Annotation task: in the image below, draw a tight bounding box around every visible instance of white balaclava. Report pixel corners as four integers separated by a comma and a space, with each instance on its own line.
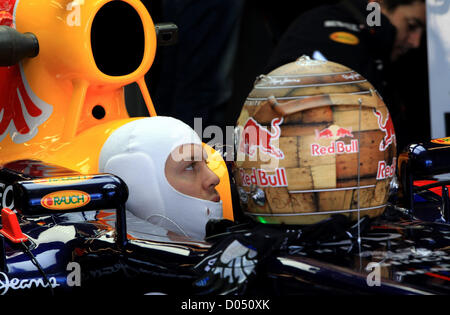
98, 117, 223, 241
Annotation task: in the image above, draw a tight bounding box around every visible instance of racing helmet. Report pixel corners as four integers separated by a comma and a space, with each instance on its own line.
98, 116, 223, 240
233, 56, 397, 225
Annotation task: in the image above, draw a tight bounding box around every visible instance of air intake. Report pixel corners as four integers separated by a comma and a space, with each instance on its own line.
91, 1, 145, 76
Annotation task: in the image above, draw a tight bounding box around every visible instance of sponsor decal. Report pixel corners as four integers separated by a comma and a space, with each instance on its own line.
311, 140, 359, 156
0, 63, 53, 144
341, 72, 362, 81
431, 137, 450, 145
316, 128, 334, 139
373, 109, 396, 151
312, 125, 358, 156
0, 0, 53, 144
0, 272, 59, 295
239, 168, 288, 188
376, 157, 397, 180
33, 175, 93, 185
0, 183, 14, 210
324, 20, 360, 32
0, 10, 13, 26
0, 261, 81, 295
315, 125, 354, 140
41, 190, 90, 210
329, 32, 360, 45
239, 117, 284, 159
0, 0, 16, 27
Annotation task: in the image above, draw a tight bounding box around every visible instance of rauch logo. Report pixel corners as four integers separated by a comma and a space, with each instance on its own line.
41, 190, 91, 210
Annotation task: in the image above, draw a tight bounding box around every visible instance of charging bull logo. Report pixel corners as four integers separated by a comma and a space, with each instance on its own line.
315, 125, 353, 140
373, 109, 396, 151
0, 64, 53, 144
0, 0, 53, 144
239, 117, 284, 159
0, 11, 13, 26
0, 0, 15, 27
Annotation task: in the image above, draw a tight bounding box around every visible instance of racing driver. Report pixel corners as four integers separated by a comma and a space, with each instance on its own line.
98, 116, 223, 241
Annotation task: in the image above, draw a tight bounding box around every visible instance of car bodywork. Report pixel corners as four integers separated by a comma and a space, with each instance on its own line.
2, 152, 450, 295
2, 0, 450, 296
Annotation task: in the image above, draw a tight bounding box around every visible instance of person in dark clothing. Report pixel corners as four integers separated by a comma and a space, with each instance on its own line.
152, 0, 245, 131
264, 0, 426, 151
125, 0, 245, 135
265, 0, 425, 96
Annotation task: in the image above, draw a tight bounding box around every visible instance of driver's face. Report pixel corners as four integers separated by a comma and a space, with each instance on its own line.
382, 1, 426, 61
165, 144, 221, 202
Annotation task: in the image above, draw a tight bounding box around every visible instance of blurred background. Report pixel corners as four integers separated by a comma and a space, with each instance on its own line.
125, 0, 430, 153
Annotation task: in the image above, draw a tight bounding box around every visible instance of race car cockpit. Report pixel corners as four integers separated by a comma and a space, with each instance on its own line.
2, 0, 450, 297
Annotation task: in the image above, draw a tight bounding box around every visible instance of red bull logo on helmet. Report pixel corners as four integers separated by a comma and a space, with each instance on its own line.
316, 128, 334, 139
312, 125, 358, 156
376, 157, 397, 180
239, 168, 288, 188
311, 140, 359, 156
315, 125, 354, 140
373, 109, 396, 151
336, 127, 353, 138
239, 117, 284, 159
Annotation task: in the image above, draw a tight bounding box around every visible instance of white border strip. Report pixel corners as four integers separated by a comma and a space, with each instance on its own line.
266, 71, 356, 78
254, 80, 367, 89
246, 91, 372, 102
245, 205, 386, 217
289, 184, 375, 194
12, 0, 20, 28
